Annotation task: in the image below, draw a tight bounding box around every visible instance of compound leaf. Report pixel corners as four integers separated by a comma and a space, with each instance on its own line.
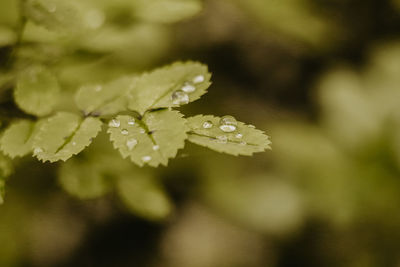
0, 119, 43, 158
107, 110, 187, 167
14, 65, 60, 117
58, 156, 114, 199
187, 115, 271, 156
33, 112, 102, 162
134, 0, 202, 24
117, 173, 173, 220
75, 76, 134, 116
128, 61, 211, 115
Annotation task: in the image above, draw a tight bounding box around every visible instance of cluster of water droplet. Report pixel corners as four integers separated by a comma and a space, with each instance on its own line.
108, 118, 156, 163
171, 75, 205, 105
201, 116, 247, 145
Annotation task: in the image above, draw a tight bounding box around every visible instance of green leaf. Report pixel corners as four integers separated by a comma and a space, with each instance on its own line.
58, 156, 114, 199
0, 119, 43, 158
187, 115, 271, 156
117, 173, 173, 220
128, 61, 211, 115
107, 110, 188, 167
75, 76, 134, 116
33, 112, 102, 162
14, 65, 60, 117
134, 0, 202, 24
0, 153, 13, 205
23, 0, 83, 33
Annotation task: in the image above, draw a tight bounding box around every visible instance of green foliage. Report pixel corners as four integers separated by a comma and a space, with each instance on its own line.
107, 110, 187, 167
14, 65, 60, 116
187, 115, 271, 156
33, 112, 102, 162
0, 119, 42, 158
0, 0, 270, 212
127, 61, 212, 115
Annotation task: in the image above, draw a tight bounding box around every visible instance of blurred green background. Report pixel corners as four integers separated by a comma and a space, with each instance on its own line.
1, 0, 400, 266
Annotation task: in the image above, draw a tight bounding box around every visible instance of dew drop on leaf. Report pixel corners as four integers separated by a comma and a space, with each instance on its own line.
192, 75, 205, 84
139, 128, 146, 134
219, 115, 237, 133
142, 156, 152, 162
235, 133, 243, 139
240, 141, 247, 146
203, 121, 213, 129
109, 119, 120, 128
171, 90, 189, 105
126, 138, 138, 151
33, 147, 43, 155
248, 124, 256, 129
121, 129, 129, 135
181, 82, 196, 93
152, 145, 160, 151
127, 118, 135, 126
94, 85, 102, 92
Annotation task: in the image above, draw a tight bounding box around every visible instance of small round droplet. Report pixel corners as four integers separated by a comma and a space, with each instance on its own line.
235, 133, 243, 139
171, 90, 189, 105
109, 119, 120, 128
72, 141, 77, 146
193, 75, 205, 84
94, 85, 102, 92
181, 82, 196, 93
219, 115, 237, 133
33, 147, 43, 154
216, 135, 228, 144
152, 145, 160, 151
121, 129, 129, 135
240, 141, 247, 146
139, 128, 146, 134
142, 156, 152, 162
126, 138, 138, 150
203, 121, 213, 129
127, 118, 135, 126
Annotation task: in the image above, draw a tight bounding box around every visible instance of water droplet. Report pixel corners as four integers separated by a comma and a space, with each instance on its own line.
235, 133, 243, 139
193, 75, 205, 84
139, 128, 146, 134
109, 119, 120, 128
94, 85, 102, 92
152, 145, 160, 151
171, 90, 189, 105
203, 121, 213, 129
126, 138, 137, 150
121, 129, 129, 135
142, 156, 152, 162
181, 82, 196, 93
72, 141, 77, 146
33, 147, 43, 154
127, 118, 135, 126
240, 141, 247, 146
219, 115, 237, 133
248, 124, 256, 129
216, 135, 228, 144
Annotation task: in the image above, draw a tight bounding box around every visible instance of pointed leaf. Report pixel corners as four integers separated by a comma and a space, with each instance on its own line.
33, 112, 102, 162
0, 119, 43, 158
14, 65, 60, 116
187, 115, 271, 156
134, 0, 202, 24
75, 76, 134, 116
107, 110, 187, 167
117, 173, 173, 220
128, 61, 211, 114
59, 157, 114, 199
